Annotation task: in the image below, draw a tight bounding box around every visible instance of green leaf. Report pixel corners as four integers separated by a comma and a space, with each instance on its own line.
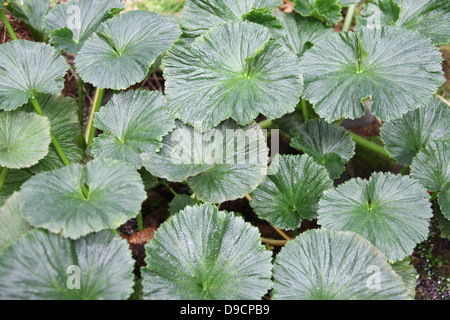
22, 94, 84, 173
390, 258, 417, 300
439, 183, 450, 221
272, 229, 410, 300
318, 172, 433, 261
340, 0, 359, 6
381, 97, 450, 166
44, 0, 125, 54
410, 140, 450, 192
164, 21, 303, 132
92, 90, 175, 169
436, 199, 450, 239
19, 158, 147, 240
250, 154, 332, 230
139, 168, 159, 192
142, 120, 269, 203
0, 193, 32, 255
0, 111, 51, 169
293, 0, 343, 26
273, 9, 335, 58
0, 229, 135, 300
290, 119, 355, 178
0, 40, 69, 111
180, 0, 282, 37
141, 203, 272, 300
169, 194, 198, 215
7, 0, 50, 41
357, 0, 450, 45
75, 10, 180, 90
300, 26, 444, 123
0, 170, 32, 207
272, 109, 304, 138
242, 7, 284, 38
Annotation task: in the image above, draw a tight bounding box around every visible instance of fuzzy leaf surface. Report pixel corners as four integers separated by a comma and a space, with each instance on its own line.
7, 0, 50, 40
293, 0, 343, 26
0, 111, 51, 169
381, 97, 450, 166
300, 26, 444, 122
19, 159, 147, 239
164, 21, 303, 132
250, 154, 332, 229
272, 229, 409, 300
0, 40, 68, 111
44, 0, 125, 54
75, 10, 180, 89
318, 172, 433, 261
0, 230, 135, 300
92, 90, 175, 169
141, 204, 272, 300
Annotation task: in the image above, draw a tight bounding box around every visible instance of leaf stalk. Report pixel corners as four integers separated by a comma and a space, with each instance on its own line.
85, 88, 106, 147
0, 167, 10, 192
0, 8, 17, 40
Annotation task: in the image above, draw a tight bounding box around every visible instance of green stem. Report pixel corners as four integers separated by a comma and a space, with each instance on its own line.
77, 77, 84, 131
258, 119, 272, 130
430, 192, 439, 202
137, 211, 143, 231
30, 96, 71, 166
0, 9, 18, 40
348, 131, 391, 158
0, 167, 10, 192
84, 88, 105, 147
300, 98, 308, 122
161, 181, 178, 196
399, 166, 409, 175
342, 4, 356, 33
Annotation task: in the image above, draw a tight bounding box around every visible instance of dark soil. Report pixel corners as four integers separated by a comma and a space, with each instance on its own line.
2, 6, 449, 300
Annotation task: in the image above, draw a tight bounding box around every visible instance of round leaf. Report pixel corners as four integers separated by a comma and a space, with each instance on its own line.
273, 9, 335, 58
22, 94, 84, 173
381, 97, 450, 166
357, 0, 450, 45
142, 120, 269, 203
141, 204, 273, 300
0, 192, 32, 254
272, 229, 410, 300
290, 118, 355, 178
44, 0, 125, 54
410, 140, 450, 192
19, 158, 147, 239
318, 172, 433, 261
250, 154, 333, 230
293, 0, 343, 26
0, 229, 135, 300
180, 0, 282, 37
0, 40, 69, 111
300, 26, 444, 122
0, 111, 51, 169
92, 90, 175, 169
163, 21, 303, 132
75, 10, 181, 90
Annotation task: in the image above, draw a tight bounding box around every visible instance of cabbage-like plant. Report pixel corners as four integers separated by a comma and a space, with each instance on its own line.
0, 0, 448, 301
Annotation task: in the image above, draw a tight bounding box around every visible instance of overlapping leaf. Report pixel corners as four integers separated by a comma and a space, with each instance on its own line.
180, 0, 282, 37
272, 229, 410, 300
141, 204, 273, 300
164, 21, 303, 132
75, 10, 180, 90
293, 0, 343, 26
410, 140, 449, 192
274, 10, 335, 59
19, 159, 147, 239
439, 183, 450, 221
0, 40, 69, 111
242, 7, 284, 38
44, 0, 125, 54
7, 0, 50, 41
381, 97, 450, 166
22, 94, 84, 173
0, 230, 135, 300
0, 170, 32, 207
318, 172, 433, 261
300, 26, 444, 122
142, 120, 269, 203
250, 154, 333, 230
0, 193, 32, 254
0, 111, 51, 169
290, 119, 355, 178
168, 194, 198, 215
357, 0, 450, 45
92, 90, 175, 169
